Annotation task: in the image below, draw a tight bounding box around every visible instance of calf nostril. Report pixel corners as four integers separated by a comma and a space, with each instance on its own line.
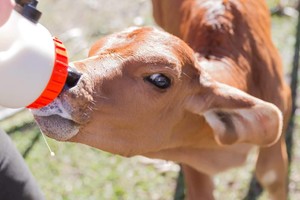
65, 67, 82, 89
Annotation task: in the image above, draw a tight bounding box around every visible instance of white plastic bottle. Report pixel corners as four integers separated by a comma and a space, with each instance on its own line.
0, 1, 69, 108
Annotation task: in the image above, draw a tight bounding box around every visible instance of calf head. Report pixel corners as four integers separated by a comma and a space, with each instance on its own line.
32, 27, 282, 157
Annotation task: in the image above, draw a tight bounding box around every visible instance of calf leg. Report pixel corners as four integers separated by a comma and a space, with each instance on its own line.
255, 138, 288, 200
182, 164, 214, 200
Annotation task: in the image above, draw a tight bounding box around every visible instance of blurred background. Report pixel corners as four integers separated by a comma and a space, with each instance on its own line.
1, 0, 300, 199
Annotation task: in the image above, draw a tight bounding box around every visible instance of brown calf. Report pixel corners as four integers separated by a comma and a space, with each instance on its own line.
32, 0, 291, 199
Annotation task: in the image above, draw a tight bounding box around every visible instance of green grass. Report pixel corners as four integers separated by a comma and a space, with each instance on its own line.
1, 0, 300, 199
1, 110, 178, 200
3, 113, 300, 199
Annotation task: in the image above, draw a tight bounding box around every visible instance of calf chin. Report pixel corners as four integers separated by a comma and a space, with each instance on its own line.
34, 115, 79, 141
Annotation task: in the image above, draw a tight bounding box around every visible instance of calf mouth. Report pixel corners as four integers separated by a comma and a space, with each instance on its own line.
31, 98, 80, 141
34, 115, 80, 141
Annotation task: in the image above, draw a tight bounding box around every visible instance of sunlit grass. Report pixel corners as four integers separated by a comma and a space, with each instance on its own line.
1, 110, 178, 200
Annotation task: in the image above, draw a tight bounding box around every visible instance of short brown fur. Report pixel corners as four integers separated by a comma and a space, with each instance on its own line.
33, 0, 291, 199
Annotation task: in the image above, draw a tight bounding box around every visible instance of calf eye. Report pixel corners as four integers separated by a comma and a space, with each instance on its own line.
144, 73, 171, 89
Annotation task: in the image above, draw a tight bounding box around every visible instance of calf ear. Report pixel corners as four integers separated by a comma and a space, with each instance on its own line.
185, 82, 283, 147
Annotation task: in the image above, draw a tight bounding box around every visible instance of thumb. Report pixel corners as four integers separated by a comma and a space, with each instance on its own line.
0, 0, 15, 26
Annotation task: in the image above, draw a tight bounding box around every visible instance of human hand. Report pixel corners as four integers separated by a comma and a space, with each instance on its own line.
0, 0, 15, 26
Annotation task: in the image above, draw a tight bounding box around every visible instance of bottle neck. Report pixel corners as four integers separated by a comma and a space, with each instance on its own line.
14, 0, 41, 24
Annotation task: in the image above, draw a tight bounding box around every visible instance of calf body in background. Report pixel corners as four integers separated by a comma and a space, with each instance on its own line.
151, 0, 291, 198
32, 0, 291, 199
